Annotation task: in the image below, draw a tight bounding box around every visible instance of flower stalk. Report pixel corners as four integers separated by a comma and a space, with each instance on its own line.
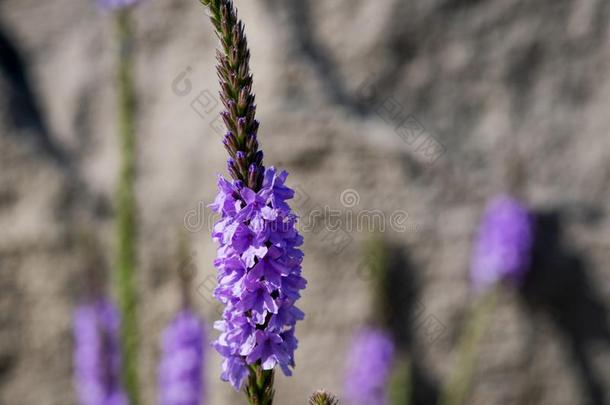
438, 290, 497, 405
113, 7, 139, 405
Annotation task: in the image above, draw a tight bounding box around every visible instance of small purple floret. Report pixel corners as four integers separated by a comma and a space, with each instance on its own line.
211, 167, 306, 390
344, 328, 395, 405
73, 299, 127, 405
470, 195, 534, 291
158, 310, 206, 405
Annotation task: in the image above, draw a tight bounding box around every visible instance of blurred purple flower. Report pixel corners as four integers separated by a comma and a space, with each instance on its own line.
73, 299, 127, 405
470, 195, 534, 291
344, 328, 395, 405
158, 310, 206, 405
211, 167, 306, 390
96, 0, 138, 10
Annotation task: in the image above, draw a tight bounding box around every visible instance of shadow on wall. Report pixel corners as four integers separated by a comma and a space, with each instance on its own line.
380, 242, 440, 405
0, 18, 68, 167
262, 0, 366, 114
0, 15, 110, 219
261, 0, 422, 117
522, 210, 610, 405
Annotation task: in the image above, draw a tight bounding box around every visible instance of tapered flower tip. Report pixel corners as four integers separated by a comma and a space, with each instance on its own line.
344, 328, 394, 405
309, 390, 340, 405
470, 195, 534, 292
96, 0, 138, 10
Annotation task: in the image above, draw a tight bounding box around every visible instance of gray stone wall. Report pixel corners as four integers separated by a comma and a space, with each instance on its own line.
0, 0, 609, 404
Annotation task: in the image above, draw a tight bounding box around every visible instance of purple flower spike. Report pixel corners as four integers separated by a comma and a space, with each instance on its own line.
199, 0, 305, 400
158, 310, 206, 405
96, 0, 138, 10
73, 299, 127, 405
344, 328, 395, 405
211, 166, 306, 390
470, 195, 534, 292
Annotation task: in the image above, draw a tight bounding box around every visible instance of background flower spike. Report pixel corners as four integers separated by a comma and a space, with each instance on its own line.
158, 234, 207, 405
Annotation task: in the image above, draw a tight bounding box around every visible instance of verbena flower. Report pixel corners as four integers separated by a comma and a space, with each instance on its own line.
211, 167, 306, 389
470, 195, 534, 291
73, 299, 127, 405
158, 310, 206, 405
95, 0, 138, 10
196, 0, 306, 395
344, 328, 395, 405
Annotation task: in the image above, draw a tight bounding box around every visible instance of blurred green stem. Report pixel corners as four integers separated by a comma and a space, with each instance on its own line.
114, 8, 139, 405
439, 289, 498, 405
389, 357, 411, 405
365, 236, 411, 405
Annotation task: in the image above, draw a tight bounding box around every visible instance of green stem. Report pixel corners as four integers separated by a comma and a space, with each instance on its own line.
389, 357, 411, 405
244, 364, 275, 405
438, 289, 498, 405
114, 8, 139, 405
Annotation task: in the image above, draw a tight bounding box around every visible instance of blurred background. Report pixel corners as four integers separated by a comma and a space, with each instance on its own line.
1, 0, 610, 404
